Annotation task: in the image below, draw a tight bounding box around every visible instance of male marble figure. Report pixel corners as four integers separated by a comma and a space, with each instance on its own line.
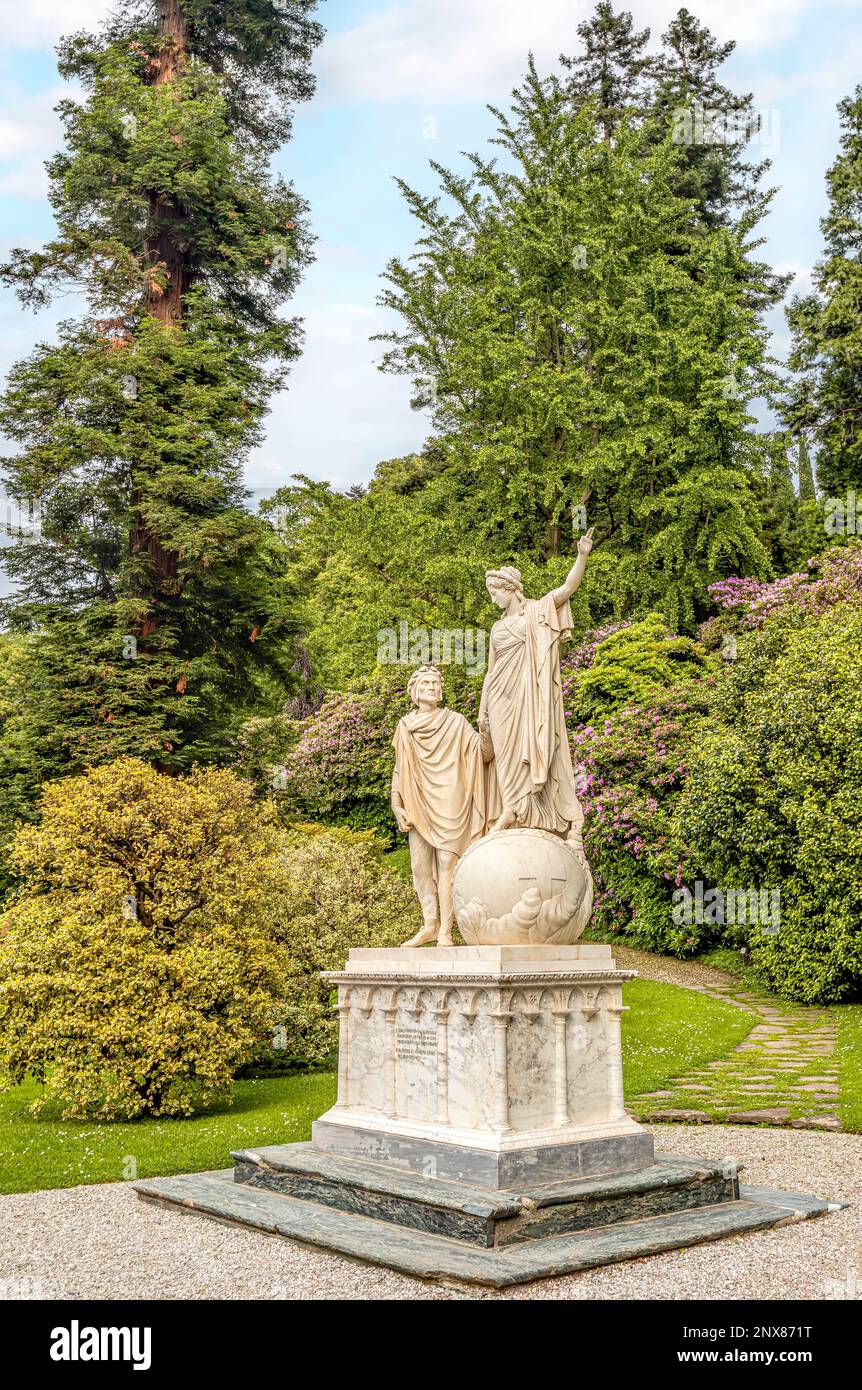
392, 664, 487, 947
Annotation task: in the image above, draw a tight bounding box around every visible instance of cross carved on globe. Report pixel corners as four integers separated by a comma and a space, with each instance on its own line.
519, 871, 567, 900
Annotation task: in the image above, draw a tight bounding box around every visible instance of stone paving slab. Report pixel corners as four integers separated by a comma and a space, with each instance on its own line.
613, 946, 844, 1131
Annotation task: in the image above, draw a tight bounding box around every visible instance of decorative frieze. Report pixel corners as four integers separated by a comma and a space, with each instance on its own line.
317, 945, 647, 1165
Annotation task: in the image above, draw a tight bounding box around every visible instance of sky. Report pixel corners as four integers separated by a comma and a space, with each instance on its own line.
0, 0, 861, 505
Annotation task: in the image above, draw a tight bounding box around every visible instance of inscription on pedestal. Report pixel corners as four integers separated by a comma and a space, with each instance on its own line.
396, 1026, 437, 1061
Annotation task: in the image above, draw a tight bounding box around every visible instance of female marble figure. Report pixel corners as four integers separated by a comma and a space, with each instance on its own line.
479, 529, 593, 842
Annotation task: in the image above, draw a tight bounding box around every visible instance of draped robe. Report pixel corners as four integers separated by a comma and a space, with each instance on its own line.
392, 707, 487, 855
481, 592, 582, 834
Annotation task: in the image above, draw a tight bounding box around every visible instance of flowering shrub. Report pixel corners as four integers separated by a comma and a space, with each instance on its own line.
702, 540, 862, 638
562, 621, 631, 674
572, 686, 712, 954
271, 665, 480, 839
676, 602, 862, 1004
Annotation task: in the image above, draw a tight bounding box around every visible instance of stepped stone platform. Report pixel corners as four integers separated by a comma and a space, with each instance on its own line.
134, 945, 837, 1287
134, 1143, 834, 1289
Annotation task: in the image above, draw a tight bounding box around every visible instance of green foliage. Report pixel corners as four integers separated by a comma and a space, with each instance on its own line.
786, 86, 862, 496
838, 1005, 862, 1134
231, 711, 301, 797
265, 826, 420, 1066
376, 63, 775, 633
261, 664, 480, 838
0, 1, 321, 792
564, 612, 713, 722
759, 435, 807, 573
561, 1, 651, 141
796, 435, 817, 502
572, 682, 713, 955
269, 16, 792, 690
676, 604, 862, 1003
0, 758, 287, 1119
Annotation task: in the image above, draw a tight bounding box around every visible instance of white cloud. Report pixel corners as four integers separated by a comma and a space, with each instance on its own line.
0, 84, 78, 200
247, 296, 428, 491
0, 86, 68, 161
0, 0, 114, 48
775, 260, 815, 297
317, 0, 822, 106
0, 159, 50, 199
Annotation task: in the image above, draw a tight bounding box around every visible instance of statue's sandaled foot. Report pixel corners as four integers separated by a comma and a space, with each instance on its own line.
437, 930, 454, 948
400, 924, 439, 948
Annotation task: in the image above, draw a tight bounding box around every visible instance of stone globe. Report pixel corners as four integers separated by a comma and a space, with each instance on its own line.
452, 828, 593, 946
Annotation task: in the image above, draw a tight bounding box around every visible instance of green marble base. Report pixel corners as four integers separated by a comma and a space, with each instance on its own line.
134, 1143, 837, 1289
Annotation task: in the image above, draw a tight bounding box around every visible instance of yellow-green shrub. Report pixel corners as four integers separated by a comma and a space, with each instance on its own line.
0, 758, 286, 1119
267, 826, 420, 1066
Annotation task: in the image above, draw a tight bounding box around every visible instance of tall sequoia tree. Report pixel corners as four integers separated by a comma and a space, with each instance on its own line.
0, 1, 323, 787
786, 86, 862, 498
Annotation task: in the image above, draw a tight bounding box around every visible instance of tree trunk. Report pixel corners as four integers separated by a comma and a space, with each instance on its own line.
145, 1, 192, 326
131, 1, 189, 617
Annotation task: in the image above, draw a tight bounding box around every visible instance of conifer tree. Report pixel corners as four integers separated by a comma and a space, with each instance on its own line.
0, 1, 323, 784
787, 86, 862, 498
560, 1, 650, 139
796, 435, 817, 502
377, 61, 773, 630
760, 436, 802, 573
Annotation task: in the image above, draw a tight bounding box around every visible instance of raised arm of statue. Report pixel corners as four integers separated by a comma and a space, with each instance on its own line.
549, 527, 594, 608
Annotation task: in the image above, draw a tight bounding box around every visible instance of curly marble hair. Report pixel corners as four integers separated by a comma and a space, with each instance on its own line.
485, 565, 525, 597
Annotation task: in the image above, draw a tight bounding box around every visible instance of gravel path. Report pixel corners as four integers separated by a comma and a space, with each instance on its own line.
1, 1126, 859, 1301
612, 945, 741, 992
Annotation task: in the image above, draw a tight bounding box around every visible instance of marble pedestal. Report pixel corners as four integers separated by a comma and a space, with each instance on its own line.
311, 944, 653, 1187
135, 943, 839, 1286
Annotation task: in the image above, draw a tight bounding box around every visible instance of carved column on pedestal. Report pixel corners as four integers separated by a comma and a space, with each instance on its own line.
335, 987, 351, 1108
433, 992, 450, 1125
603, 990, 628, 1120
551, 987, 572, 1127
490, 990, 513, 1135
381, 989, 399, 1118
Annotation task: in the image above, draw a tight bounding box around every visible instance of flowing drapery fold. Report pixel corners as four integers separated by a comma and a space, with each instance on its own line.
482, 593, 582, 833
393, 708, 487, 854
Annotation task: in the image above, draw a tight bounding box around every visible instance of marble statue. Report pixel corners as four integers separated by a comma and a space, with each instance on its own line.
392, 665, 487, 947
453, 826, 593, 945
479, 529, 594, 851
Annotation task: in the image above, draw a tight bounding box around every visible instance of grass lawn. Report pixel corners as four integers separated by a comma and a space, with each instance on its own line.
0, 976, 753, 1196
0, 1072, 336, 1196
622, 977, 752, 1099
837, 1005, 862, 1134
385, 843, 412, 880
